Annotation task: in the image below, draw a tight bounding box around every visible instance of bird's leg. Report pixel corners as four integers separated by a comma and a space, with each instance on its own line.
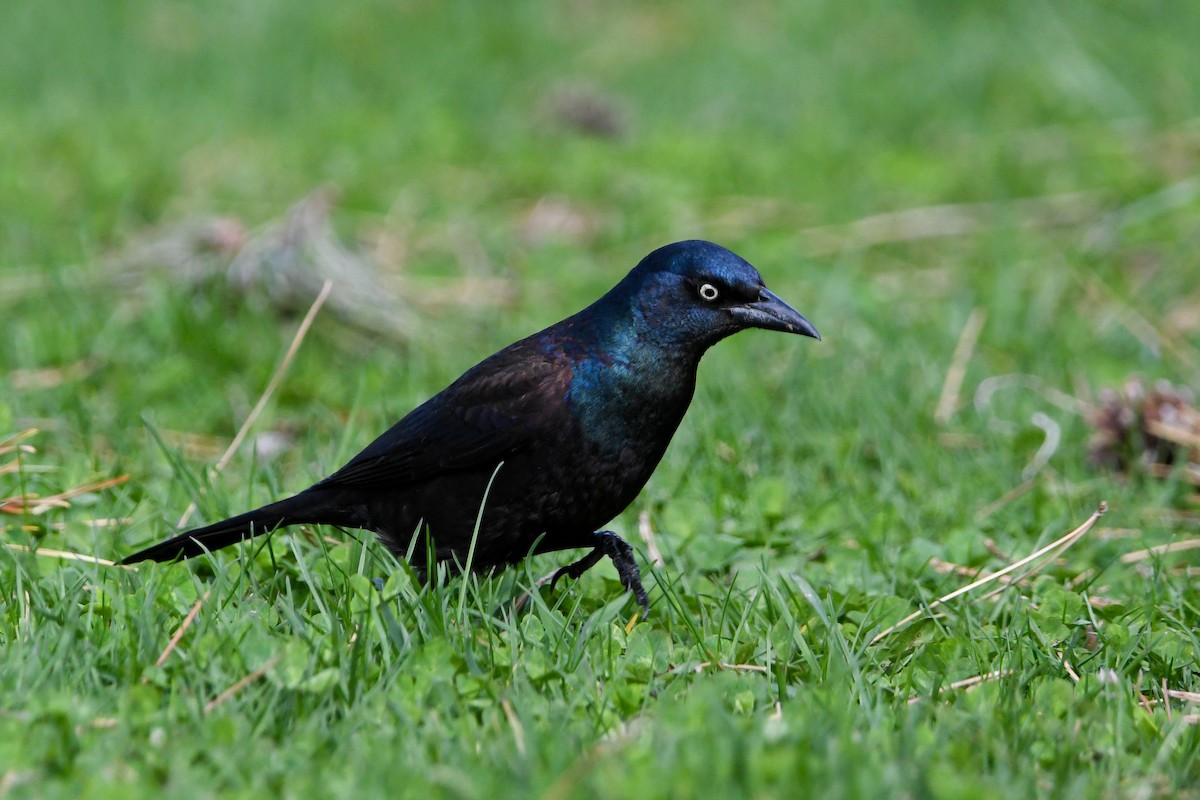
547, 548, 605, 589
550, 531, 650, 618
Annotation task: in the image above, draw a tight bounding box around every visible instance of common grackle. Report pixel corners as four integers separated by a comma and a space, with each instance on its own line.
122, 240, 820, 615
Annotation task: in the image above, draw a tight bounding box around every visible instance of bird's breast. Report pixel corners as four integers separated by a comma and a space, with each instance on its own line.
566, 353, 695, 452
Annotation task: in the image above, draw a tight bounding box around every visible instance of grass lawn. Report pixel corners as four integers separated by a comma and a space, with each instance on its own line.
3, 1, 1200, 797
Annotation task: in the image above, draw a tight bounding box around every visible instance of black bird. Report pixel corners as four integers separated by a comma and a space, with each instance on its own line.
122, 240, 819, 614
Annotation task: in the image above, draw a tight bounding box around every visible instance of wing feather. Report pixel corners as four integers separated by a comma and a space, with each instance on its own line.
318, 341, 570, 489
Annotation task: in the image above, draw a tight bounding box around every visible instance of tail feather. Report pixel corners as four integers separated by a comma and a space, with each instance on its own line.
121, 490, 360, 564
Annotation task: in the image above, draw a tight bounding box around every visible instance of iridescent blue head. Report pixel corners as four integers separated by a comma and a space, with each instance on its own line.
597, 240, 820, 355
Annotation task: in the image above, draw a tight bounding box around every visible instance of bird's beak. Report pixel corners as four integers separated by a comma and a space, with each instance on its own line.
731, 287, 821, 339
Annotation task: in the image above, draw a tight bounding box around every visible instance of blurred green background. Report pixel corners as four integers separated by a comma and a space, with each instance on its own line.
2, 1, 1199, 798
6, 0, 1198, 257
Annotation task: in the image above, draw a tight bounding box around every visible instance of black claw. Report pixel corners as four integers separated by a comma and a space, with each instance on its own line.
545, 531, 650, 617
595, 531, 650, 618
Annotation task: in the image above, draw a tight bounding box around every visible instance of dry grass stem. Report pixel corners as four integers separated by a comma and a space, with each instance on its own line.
1067, 568, 1098, 589
177, 279, 333, 528
152, 590, 212, 671
1145, 462, 1200, 486
871, 502, 1107, 644
10, 360, 95, 391
1096, 527, 1143, 540
159, 429, 226, 460
1058, 651, 1081, 683
637, 510, 665, 568
976, 479, 1037, 520
1024, 412, 1061, 479
500, 698, 527, 757
4, 543, 136, 570
907, 670, 1013, 704
1146, 419, 1200, 451
81, 517, 133, 528
935, 308, 987, 425
0, 429, 39, 452
1, 474, 130, 515
984, 538, 1013, 561
1120, 538, 1200, 564
1083, 272, 1200, 376
797, 193, 1097, 255
204, 654, 283, 714
975, 374, 1092, 420
692, 662, 770, 674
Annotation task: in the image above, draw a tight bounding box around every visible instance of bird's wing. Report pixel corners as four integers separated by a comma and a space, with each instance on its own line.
318, 342, 570, 489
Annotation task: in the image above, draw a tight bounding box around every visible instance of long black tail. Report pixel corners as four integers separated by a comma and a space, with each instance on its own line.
120, 489, 363, 564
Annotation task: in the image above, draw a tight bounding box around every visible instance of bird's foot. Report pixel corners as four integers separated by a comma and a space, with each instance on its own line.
549, 531, 649, 618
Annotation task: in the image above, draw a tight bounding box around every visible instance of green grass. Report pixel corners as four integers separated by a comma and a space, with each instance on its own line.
3, 0, 1200, 797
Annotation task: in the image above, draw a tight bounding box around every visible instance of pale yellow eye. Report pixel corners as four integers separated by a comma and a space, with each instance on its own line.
699, 283, 719, 302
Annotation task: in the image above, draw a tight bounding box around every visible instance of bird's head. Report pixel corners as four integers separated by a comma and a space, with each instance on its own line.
612, 240, 820, 352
